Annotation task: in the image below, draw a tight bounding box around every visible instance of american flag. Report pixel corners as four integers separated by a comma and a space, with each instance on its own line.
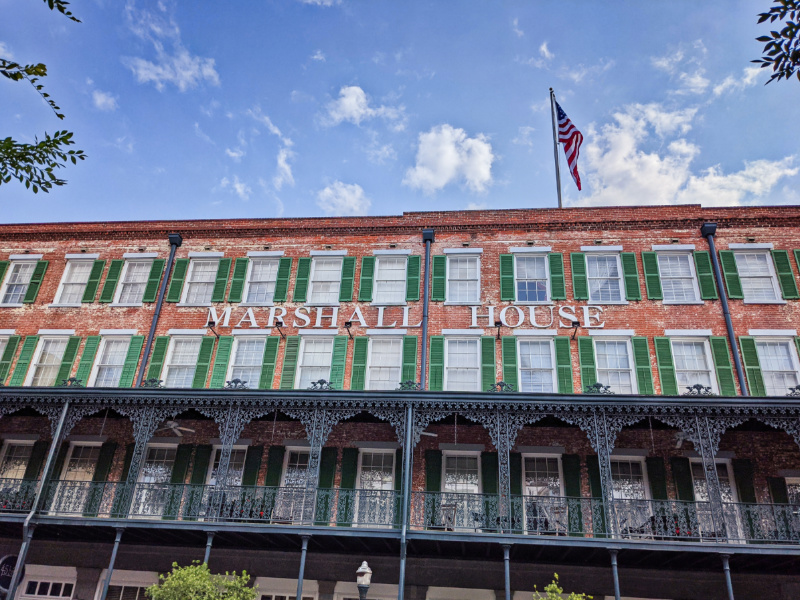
555, 101, 583, 191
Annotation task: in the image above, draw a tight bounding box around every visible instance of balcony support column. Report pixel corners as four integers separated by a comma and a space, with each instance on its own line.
609, 549, 621, 600
203, 531, 215, 564
502, 544, 511, 600
721, 554, 735, 600
696, 416, 729, 540
398, 404, 414, 600
296, 535, 310, 600
595, 414, 619, 538
98, 528, 124, 600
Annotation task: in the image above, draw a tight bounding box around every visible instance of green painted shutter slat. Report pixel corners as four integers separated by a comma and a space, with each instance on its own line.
293, 258, 311, 302
548, 253, 566, 300
163, 444, 192, 520
142, 259, 165, 303
769, 477, 790, 504
732, 459, 757, 504
428, 336, 444, 391
227, 258, 249, 303
9, 336, 39, 386
0, 262, 8, 288
739, 337, 766, 397
693, 251, 718, 300
620, 252, 641, 301
54, 336, 81, 385
481, 336, 496, 391
51, 442, 69, 482
509, 453, 522, 496
577, 336, 596, 391
191, 337, 215, 389
554, 336, 573, 394
329, 336, 348, 389
273, 257, 292, 303
646, 457, 668, 500
654, 337, 679, 396
425, 450, 442, 491
570, 253, 588, 300
165, 258, 189, 303
85, 442, 118, 516
147, 336, 170, 381
670, 457, 695, 501
641, 252, 663, 300
117, 336, 144, 388
209, 336, 234, 388
796, 250, 800, 282
501, 336, 517, 389
632, 337, 654, 395
0, 335, 20, 384
499, 254, 515, 301
258, 337, 280, 389
264, 446, 286, 487
337, 447, 359, 526
586, 455, 607, 536
210, 258, 231, 303
74, 336, 101, 385
316, 447, 338, 525
22, 260, 48, 303
406, 255, 421, 301
710, 336, 737, 396
350, 337, 368, 391
242, 446, 263, 487
339, 256, 356, 302
401, 336, 418, 383
99, 259, 124, 303
772, 250, 799, 299
561, 454, 584, 536
280, 336, 300, 389
81, 260, 106, 303
430, 255, 446, 302
190, 445, 213, 485
358, 257, 375, 302
719, 250, 743, 299
22, 441, 49, 481
482, 452, 500, 529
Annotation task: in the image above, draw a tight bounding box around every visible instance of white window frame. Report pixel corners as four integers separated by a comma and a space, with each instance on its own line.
521, 453, 564, 497
0, 439, 35, 480
23, 336, 71, 387
669, 336, 718, 394
112, 259, 155, 306
294, 336, 335, 389
137, 442, 179, 483
754, 337, 800, 396
371, 255, 408, 306
0, 258, 40, 307
445, 254, 481, 305
53, 259, 95, 306
179, 258, 220, 306
785, 476, 800, 505
254, 577, 318, 600
59, 441, 103, 480
593, 337, 638, 395
443, 336, 482, 392
733, 249, 784, 305
161, 335, 203, 389
242, 257, 280, 306
307, 257, 343, 306
441, 450, 482, 494
513, 253, 551, 304
19, 565, 76, 600
0, 334, 10, 362
205, 444, 247, 485
280, 446, 311, 487
87, 336, 132, 388
226, 336, 267, 385
356, 448, 396, 489
585, 252, 627, 305
94, 570, 158, 600
365, 336, 404, 391
688, 457, 739, 503
515, 337, 557, 393
656, 251, 702, 305
609, 455, 651, 500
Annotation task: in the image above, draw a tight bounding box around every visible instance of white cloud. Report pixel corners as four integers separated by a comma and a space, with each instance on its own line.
512, 126, 536, 148
273, 147, 295, 191
512, 18, 523, 37
0, 41, 14, 60
219, 175, 252, 201
246, 106, 287, 141
200, 99, 220, 117
713, 66, 763, 96
323, 86, 407, 131
561, 58, 615, 83
539, 42, 553, 60
225, 148, 245, 161
92, 90, 118, 111
298, 0, 340, 5
403, 124, 494, 194
466, 202, 488, 210
194, 122, 214, 144
316, 181, 371, 216
651, 41, 709, 95
310, 50, 326, 62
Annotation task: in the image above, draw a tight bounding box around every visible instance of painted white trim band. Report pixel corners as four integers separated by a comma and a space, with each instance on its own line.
652, 244, 696, 251
510, 246, 551, 253
310, 250, 347, 256
65, 253, 100, 260
513, 329, 557, 336
122, 252, 159, 259
99, 329, 137, 336
665, 329, 713, 337
167, 329, 208, 336
749, 329, 798, 337
9, 254, 42, 260
442, 329, 484, 336
366, 329, 408, 336
37, 329, 75, 335
373, 249, 413, 255
188, 252, 224, 258
247, 251, 285, 257
298, 329, 339, 336
589, 329, 635, 337
580, 246, 623, 252
728, 243, 774, 250
443, 248, 483, 254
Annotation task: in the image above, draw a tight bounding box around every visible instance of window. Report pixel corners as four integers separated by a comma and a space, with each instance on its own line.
0, 442, 33, 479
245, 258, 279, 304
131, 446, 177, 518
208, 448, 246, 486
373, 256, 407, 304
690, 460, 737, 503
447, 256, 480, 303
515, 255, 549, 303
523, 456, 562, 496
21, 580, 74, 599
786, 477, 800, 505
756, 340, 800, 396
139, 446, 177, 484
182, 259, 219, 304
367, 338, 403, 390
735, 252, 781, 302
443, 454, 480, 493
275, 450, 311, 522
610, 459, 647, 500
444, 338, 481, 391
163, 337, 202, 388
106, 586, 149, 600
308, 257, 342, 305
27, 338, 69, 387
54, 260, 93, 305
61, 445, 100, 481
282, 451, 310, 488
1, 261, 37, 305
358, 451, 395, 490
0, 337, 8, 361
671, 339, 715, 392
296, 337, 334, 389
116, 260, 152, 305
260, 595, 314, 600
586, 254, 624, 303
52, 444, 100, 513
90, 337, 131, 387
229, 337, 266, 386
595, 339, 636, 394
518, 339, 555, 393
657, 253, 699, 303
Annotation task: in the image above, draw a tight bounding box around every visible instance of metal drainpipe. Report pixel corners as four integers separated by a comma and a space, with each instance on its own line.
502, 544, 511, 600
701, 223, 748, 396
397, 404, 413, 600
98, 528, 125, 600
419, 229, 434, 389
135, 233, 183, 387
295, 535, 310, 600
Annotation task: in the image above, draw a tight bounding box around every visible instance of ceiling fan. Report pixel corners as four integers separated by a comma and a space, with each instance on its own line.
155, 420, 196, 437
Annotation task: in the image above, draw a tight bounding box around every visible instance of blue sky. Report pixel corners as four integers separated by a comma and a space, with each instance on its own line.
1, 0, 798, 223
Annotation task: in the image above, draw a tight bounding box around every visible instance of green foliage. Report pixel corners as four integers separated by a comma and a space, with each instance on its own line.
532, 574, 591, 600
146, 562, 257, 600
753, 0, 800, 84
43, 0, 81, 23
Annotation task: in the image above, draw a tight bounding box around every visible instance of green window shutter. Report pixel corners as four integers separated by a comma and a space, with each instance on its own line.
425, 450, 442, 491
273, 257, 292, 303
209, 336, 234, 388
258, 337, 280, 389
654, 337, 679, 396
732, 459, 757, 504
85, 441, 118, 516
554, 336, 573, 394
350, 337, 368, 391
548, 253, 566, 300
74, 336, 101, 384
0, 262, 8, 287
430, 255, 446, 302
620, 252, 641, 301
211, 258, 231, 303
710, 336, 737, 396
428, 336, 445, 391
191, 337, 216, 389
577, 336, 596, 390
693, 251, 718, 300
509, 453, 522, 496
242, 446, 263, 487
165, 258, 189, 303
142, 259, 166, 303
585, 455, 607, 536
329, 336, 348, 389
406, 255, 421, 301
772, 250, 799, 299
499, 254, 515, 301
319, 448, 337, 489
561, 454, 584, 536
645, 457, 668, 500
293, 257, 311, 302
501, 336, 518, 389
481, 452, 498, 494
264, 446, 286, 487
22, 260, 48, 303
358, 256, 375, 302
54, 336, 81, 385
9, 336, 39, 386
339, 256, 356, 302
227, 258, 249, 303
401, 336, 418, 383
395, 449, 404, 493
670, 457, 695, 501
641, 252, 663, 300
81, 260, 106, 303
190, 445, 213, 485
768, 477, 790, 504
0, 335, 20, 384
796, 250, 800, 280
481, 336, 496, 391
337, 448, 359, 527
99, 259, 124, 303
51, 442, 70, 482
719, 250, 743, 299
117, 336, 144, 388
739, 336, 766, 397
163, 444, 192, 520
22, 441, 49, 481
570, 253, 588, 300
147, 336, 170, 381
279, 336, 300, 389
631, 337, 654, 395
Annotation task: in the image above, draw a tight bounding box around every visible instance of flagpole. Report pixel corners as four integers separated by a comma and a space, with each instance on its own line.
549, 87, 563, 209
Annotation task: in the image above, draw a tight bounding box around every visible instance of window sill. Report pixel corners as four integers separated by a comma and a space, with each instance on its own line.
443, 301, 482, 306
513, 301, 554, 306
0, 303, 23, 308
48, 303, 82, 308
109, 302, 144, 308
304, 302, 341, 307
587, 300, 629, 305
742, 300, 787, 305
176, 302, 213, 307
370, 302, 408, 307
662, 301, 705, 305
239, 302, 275, 307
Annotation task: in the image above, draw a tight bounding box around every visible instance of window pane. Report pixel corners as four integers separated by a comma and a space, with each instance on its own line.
0, 443, 33, 479
31, 338, 68, 386
446, 339, 480, 391
735, 252, 778, 302
587, 255, 622, 302
298, 338, 333, 388
246, 259, 279, 303
374, 257, 406, 304
209, 448, 246, 486
57, 261, 93, 304
448, 256, 479, 303
610, 459, 646, 499
139, 446, 177, 483
3, 262, 35, 304
518, 340, 554, 392
367, 338, 402, 390
118, 260, 152, 304
164, 338, 201, 388
185, 260, 218, 304
63, 445, 101, 481
595, 340, 634, 394
672, 340, 713, 389
359, 451, 394, 490
515, 256, 548, 302
524, 457, 560, 496
756, 340, 799, 396
93, 338, 130, 387
231, 338, 266, 385
284, 451, 310, 487
658, 254, 698, 303
309, 258, 342, 304
444, 455, 479, 493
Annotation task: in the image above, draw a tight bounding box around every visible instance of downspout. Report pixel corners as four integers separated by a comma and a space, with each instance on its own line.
135, 233, 182, 387
397, 404, 413, 600
701, 223, 748, 396
419, 229, 434, 390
